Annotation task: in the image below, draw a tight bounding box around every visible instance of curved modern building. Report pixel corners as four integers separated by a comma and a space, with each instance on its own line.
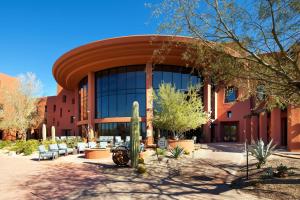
52, 35, 206, 144
5, 34, 295, 150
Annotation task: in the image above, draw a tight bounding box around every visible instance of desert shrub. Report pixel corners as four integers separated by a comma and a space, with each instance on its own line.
250, 139, 276, 169
0, 140, 12, 149
183, 150, 190, 155
41, 139, 56, 150
170, 145, 184, 159
156, 148, 166, 156
137, 164, 147, 174
66, 138, 78, 148
23, 140, 39, 155
10, 140, 39, 155
138, 157, 145, 164
274, 164, 289, 177
260, 167, 274, 179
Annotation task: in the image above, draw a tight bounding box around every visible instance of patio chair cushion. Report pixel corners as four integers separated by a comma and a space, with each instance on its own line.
58, 143, 73, 154
99, 142, 108, 149
88, 142, 97, 148
77, 142, 86, 152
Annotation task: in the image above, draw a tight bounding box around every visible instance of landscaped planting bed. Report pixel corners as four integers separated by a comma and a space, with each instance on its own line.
232, 155, 300, 200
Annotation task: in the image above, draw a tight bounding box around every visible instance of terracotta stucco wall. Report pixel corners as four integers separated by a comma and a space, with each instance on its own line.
216, 87, 251, 142
287, 105, 300, 151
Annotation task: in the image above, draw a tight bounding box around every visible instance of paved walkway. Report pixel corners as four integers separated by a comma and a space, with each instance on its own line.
0, 143, 269, 200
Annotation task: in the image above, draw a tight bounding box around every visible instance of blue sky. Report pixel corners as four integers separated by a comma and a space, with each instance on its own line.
0, 0, 158, 96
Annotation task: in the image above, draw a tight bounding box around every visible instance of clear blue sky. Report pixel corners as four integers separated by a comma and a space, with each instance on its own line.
0, 0, 158, 96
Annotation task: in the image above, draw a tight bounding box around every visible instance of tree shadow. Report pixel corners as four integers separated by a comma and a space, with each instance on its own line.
20, 158, 246, 199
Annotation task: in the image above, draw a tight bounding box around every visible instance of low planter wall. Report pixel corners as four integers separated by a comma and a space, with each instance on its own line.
167, 139, 194, 153
85, 148, 111, 159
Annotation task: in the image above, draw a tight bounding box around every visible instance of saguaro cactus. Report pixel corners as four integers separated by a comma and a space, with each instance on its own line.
130, 101, 140, 168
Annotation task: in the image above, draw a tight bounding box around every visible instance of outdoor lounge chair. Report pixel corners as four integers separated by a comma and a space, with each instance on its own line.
114, 136, 124, 146
49, 144, 66, 156
60, 136, 67, 141
58, 143, 73, 155
99, 141, 108, 149
88, 142, 97, 148
77, 142, 86, 153
38, 145, 57, 161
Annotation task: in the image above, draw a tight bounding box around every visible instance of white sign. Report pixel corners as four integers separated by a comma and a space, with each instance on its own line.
158, 137, 167, 149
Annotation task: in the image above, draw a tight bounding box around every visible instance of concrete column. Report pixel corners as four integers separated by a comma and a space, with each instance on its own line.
251, 115, 258, 142
203, 78, 211, 142
88, 72, 95, 129
259, 112, 268, 143
287, 105, 300, 152
270, 108, 281, 146
74, 86, 79, 135
145, 63, 154, 145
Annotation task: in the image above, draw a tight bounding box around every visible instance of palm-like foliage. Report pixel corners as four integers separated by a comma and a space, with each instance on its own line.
250, 139, 276, 169
170, 145, 184, 159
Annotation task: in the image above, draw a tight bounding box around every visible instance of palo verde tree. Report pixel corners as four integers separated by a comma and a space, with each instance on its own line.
153, 83, 209, 139
148, 0, 300, 108
0, 72, 43, 140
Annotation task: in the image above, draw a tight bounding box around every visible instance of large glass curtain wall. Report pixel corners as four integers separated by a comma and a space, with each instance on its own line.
153, 65, 202, 92
95, 122, 146, 140
78, 77, 88, 121
95, 65, 146, 118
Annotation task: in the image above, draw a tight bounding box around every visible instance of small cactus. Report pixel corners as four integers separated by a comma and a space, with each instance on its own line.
130, 101, 140, 168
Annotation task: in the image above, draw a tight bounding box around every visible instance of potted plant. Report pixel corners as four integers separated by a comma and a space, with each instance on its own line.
153, 83, 210, 152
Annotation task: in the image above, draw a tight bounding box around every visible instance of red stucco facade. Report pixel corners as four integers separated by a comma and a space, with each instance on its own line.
1, 35, 300, 151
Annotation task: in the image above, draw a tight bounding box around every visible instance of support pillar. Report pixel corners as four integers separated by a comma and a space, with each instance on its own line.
287, 105, 300, 152
203, 79, 211, 142
270, 108, 281, 146
88, 72, 95, 130
259, 112, 268, 143
145, 63, 154, 145
250, 115, 258, 142
74, 85, 79, 135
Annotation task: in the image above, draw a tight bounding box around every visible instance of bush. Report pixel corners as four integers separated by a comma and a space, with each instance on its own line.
137, 164, 147, 174
170, 145, 184, 159
10, 140, 39, 155
184, 150, 190, 155
156, 148, 166, 156
250, 139, 276, 169
138, 157, 145, 164
41, 139, 56, 150
66, 138, 78, 149
260, 167, 274, 179
0, 140, 12, 149
274, 163, 289, 177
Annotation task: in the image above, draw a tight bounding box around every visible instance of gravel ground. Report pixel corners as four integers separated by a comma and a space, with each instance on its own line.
231, 155, 300, 200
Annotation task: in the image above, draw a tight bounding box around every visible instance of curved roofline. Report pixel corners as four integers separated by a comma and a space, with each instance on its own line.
52, 35, 198, 90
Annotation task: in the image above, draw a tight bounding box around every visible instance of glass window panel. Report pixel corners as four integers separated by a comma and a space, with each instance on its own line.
136, 70, 145, 89
153, 71, 162, 89
162, 71, 172, 84
191, 76, 198, 86
117, 94, 126, 117
101, 71, 109, 95
172, 72, 182, 89
117, 68, 126, 91
101, 96, 108, 117
182, 73, 189, 89
109, 69, 117, 94
126, 94, 135, 116
108, 95, 117, 117
136, 93, 146, 117
127, 71, 135, 89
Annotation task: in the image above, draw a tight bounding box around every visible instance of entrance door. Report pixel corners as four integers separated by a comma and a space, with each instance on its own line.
281, 118, 287, 146
222, 122, 238, 142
